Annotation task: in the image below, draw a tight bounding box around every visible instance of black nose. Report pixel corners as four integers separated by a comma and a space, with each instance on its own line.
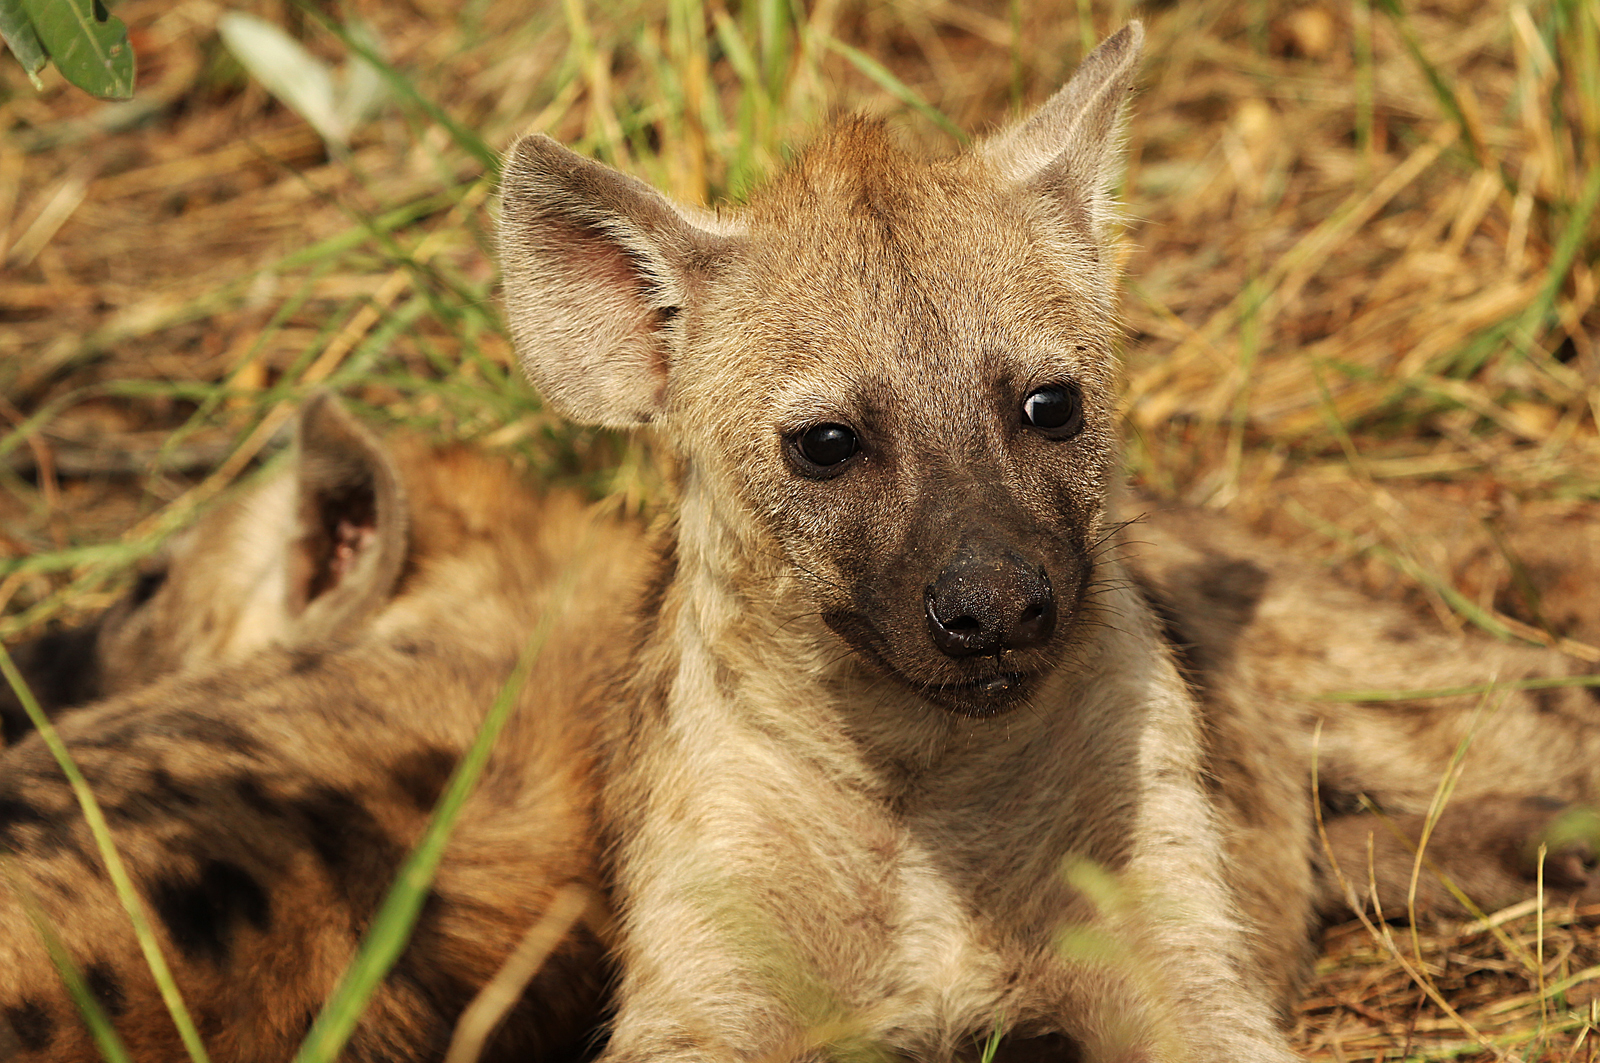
924, 545, 1056, 658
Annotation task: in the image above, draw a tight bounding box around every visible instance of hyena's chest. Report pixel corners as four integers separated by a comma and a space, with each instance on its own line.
655, 723, 1054, 1042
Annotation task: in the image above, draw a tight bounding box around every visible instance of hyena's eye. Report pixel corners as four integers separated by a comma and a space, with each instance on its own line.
1022, 383, 1084, 438
789, 423, 860, 477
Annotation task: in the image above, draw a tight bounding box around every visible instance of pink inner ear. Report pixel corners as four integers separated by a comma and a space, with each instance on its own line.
552, 220, 660, 315
550, 222, 675, 384
328, 518, 376, 586
298, 483, 379, 607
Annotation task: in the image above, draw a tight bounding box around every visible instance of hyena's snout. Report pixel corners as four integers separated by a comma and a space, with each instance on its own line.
924, 535, 1057, 659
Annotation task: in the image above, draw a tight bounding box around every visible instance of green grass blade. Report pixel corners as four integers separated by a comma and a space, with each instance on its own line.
291, 0, 497, 174
824, 38, 968, 146
1318, 673, 1600, 703
290, 599, 562, 1062
0, 648, 213, 1063
0, 868, 135, 1063
1374, 0, 1484, 168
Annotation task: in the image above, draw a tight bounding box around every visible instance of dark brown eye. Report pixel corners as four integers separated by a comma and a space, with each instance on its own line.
1022, 383, 1084, 437
791, 423, 859, 475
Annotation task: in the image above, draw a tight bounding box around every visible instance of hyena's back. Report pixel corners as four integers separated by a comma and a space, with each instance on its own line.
0, 412, 645, 1062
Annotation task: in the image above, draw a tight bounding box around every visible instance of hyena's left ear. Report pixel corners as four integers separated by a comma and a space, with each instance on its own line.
980, 21, 1143, 245
498, 134, 741, 428
288, 392, 410, 642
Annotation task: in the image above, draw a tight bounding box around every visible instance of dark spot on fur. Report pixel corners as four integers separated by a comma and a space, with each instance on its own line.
389, 747, 458, 813
168, 712, 265, 756
1531, 684, 1564, 715
0, 794, 49, 848
1135, 553, 1267, 688
976, 1031, 1082, 1063
150, 859, 272, 964
5, 999, 54, 1052
233, 775, 285, 819
290, 649, 324, 675
289, 787, 406, 928
1318, 787, 1365, 818
151, 768, 201, 808
0, 794, 76, 856
1383, 623, 1418, 644
86, 962, 127, 1018
0, 623, 104, 741
1191, 554, 1268, 629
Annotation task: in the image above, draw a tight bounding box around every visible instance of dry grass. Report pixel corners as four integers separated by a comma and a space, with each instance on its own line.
3, 0, 1599, 1058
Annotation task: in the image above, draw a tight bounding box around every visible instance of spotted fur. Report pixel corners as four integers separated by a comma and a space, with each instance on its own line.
0, 397, 646, 1061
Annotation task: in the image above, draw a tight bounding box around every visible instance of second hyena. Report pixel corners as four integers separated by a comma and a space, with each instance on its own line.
0, 395, 645, 1061
1131, 496, 1600, 1008
0, 391, 413, 745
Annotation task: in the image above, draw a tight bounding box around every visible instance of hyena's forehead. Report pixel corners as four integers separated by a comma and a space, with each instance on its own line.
724, 131, 1112, 375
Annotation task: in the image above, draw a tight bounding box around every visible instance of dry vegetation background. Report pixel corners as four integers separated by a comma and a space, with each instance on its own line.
2, 0, 1599, 1058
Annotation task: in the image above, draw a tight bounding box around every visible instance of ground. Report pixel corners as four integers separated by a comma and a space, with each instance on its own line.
2, 0, 1598, 1058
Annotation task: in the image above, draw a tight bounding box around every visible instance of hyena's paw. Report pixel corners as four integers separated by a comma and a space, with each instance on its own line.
1322, 795, 1600, 920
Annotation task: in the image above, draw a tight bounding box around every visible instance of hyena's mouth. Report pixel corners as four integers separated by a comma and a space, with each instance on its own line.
825, 601, 1062, 717
925, 669, 1038, 717
824, 608, 1045, 716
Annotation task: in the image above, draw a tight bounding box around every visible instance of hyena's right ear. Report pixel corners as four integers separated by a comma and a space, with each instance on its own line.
287, 392, 410, 642
498, 134, 742, 428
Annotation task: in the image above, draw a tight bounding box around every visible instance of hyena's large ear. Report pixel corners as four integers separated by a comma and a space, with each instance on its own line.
498, 134, 739, 427
980, 22, 1143, 243
288, 392, 409, 642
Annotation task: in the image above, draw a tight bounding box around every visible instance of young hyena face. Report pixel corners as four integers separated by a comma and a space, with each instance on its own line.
500, 31, 1136, 719
669, 128, 1122, 716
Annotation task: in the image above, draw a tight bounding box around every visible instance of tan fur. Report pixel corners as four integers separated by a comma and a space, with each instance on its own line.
1130, 495, 1600, 1009
0, 398, 648, 1061
500, 24, 1296, 1062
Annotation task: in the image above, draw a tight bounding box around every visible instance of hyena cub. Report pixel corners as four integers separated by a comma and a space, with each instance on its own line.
501, 23, 1295, 1061
0, 396, 642, 1062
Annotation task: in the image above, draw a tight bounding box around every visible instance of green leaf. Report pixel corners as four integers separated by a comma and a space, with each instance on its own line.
20, 0, 134, 99
0, 0, 49, 88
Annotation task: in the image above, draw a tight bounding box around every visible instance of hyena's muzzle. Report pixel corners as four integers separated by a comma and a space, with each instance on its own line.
823, 482, 1092, 719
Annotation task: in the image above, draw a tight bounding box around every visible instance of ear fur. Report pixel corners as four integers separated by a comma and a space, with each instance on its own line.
288, 392, 409, 642
980, 22, 1144, 242
498, 134, 739, 428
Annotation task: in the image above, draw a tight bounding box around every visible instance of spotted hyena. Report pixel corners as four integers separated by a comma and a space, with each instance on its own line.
0, 394, 646, 1061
